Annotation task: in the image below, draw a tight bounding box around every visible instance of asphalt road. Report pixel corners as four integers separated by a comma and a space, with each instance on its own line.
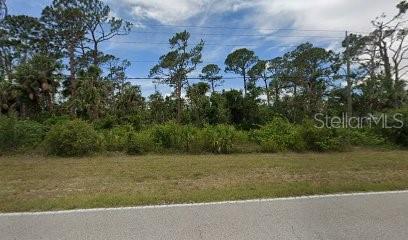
1, 191, 408, 240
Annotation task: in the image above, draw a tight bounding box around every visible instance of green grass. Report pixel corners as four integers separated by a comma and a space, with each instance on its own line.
1, 149, 408, 213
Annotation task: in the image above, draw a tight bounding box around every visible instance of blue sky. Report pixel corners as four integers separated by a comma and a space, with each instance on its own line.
9, 0, 398, 96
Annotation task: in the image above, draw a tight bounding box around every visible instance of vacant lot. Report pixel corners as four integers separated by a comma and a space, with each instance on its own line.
1, 150, 408, 213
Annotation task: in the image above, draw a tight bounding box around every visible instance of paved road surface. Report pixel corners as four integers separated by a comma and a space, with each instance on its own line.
1, 191, 408, 240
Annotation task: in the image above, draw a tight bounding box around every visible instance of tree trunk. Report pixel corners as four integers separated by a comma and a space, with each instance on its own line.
242, 69, 247, 96
93, 41, 99, 66
68, 43, 77, 117
47, 92, 53, 112
274, 85, 279, 103
176, 81, 182, 123
68, 44, 76, 96
345, 31, 353, 116
379, 41, 394, 99
264, 78, 270, 106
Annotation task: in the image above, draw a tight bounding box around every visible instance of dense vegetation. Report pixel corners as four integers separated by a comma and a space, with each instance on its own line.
0, 115, 404, 156
0, 0, 408, 156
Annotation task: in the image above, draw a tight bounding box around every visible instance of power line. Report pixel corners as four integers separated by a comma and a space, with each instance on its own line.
108, 41, 257, 47
134, 23, 365, 34
107, 41, 333, 48
127, 31, 345, 39
63, 75, 349, 81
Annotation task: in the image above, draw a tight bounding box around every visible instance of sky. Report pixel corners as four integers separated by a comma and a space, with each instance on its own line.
8, 0, 400, 96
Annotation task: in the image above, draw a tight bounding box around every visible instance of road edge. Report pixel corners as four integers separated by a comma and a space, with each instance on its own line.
2, 190, 408, 217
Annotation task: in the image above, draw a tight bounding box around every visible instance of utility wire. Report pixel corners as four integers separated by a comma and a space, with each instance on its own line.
133, 23, 368, 34
127, 31, 345, 39
107, 41, 336, 48
63, 75, 349, 81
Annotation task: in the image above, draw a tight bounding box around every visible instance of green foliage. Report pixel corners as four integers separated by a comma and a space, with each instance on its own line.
179, 125, 204, 153
378, 107, 408, 146
44, 120, 101, 156
124, 123, 241, 154
254, 118, 306, 152
201, 125, 238, 154
102, 125, 134, 152
149, 31, 204, 122
224, 48, 258, 95
150, 122, 185, 150
42, 115, 71, 127
0, 117, 47, 152
126, 131, 154, 155
2, 1, 408, 157
336, 128, 387, 147
199, 64, 223, 92
300, 125, 348, 152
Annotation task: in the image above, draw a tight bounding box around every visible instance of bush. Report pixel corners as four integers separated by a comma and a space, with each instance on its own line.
254, 118, 306, 152
377, 108, 408, 147
44, 120, 101, 156
180, 125, 205, 153
101, 125, 134, 152
41, 115, 71, 127
150, 122, 185, 150
126, 131, 155, 155
146, 123, 240, 154
201, 125, 237, 154
336, 128, 386, 147
93, 115, 117, 130
0, 117, 46, 152
300, 123, 349, 152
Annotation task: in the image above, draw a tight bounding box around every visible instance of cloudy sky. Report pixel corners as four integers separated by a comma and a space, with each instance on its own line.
9, 0, 400, 96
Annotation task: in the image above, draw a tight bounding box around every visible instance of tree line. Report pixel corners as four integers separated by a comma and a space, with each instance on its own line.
0, 0, 407, 129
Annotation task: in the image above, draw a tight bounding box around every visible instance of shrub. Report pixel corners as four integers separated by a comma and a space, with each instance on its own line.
300, 123, 348, 152
41, 115, 71, 127
180, 125, 205, 153
201, 125, 237, 154
102, 125, 134, 152
126, 131, 154, 155
44, 120, 101, 156
254, 118, 306, 152
0, 117, 46, 152
377, 108, 408, 147
336, 128, 386, 147
93, 115, 117, 130
150, 122, 185, 150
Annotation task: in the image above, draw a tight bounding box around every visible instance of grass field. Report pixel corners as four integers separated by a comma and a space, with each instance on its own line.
1, 149, 408, 213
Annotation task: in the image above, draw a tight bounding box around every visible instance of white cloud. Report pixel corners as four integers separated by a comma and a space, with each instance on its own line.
106, 0, 249, 24
250, 0, 399, 33
128, 0, 203, 24
107, 0, 400, 33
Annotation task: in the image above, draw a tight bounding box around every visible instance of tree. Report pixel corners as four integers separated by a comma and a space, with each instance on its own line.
222, 89, 262, 129
106, 57, 131, 94
0, 15, 48, 79
264, 43, 340, 120
78, 0, 132, 66
13, 54, 62, 116
349, 1, 408, 109
148, 91, 167, 124
41, 0, 86, 97
69, 65, 112, 119
266, 57, 287, 105
199, 64, 223, 93
113, 83, 145, 125
186, 82, 210, 125
208, 92, 229, 125
0, 78, 19, 115
224, 48, 258, 95
249, 60, 272, 106
149, 31, 204, 122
